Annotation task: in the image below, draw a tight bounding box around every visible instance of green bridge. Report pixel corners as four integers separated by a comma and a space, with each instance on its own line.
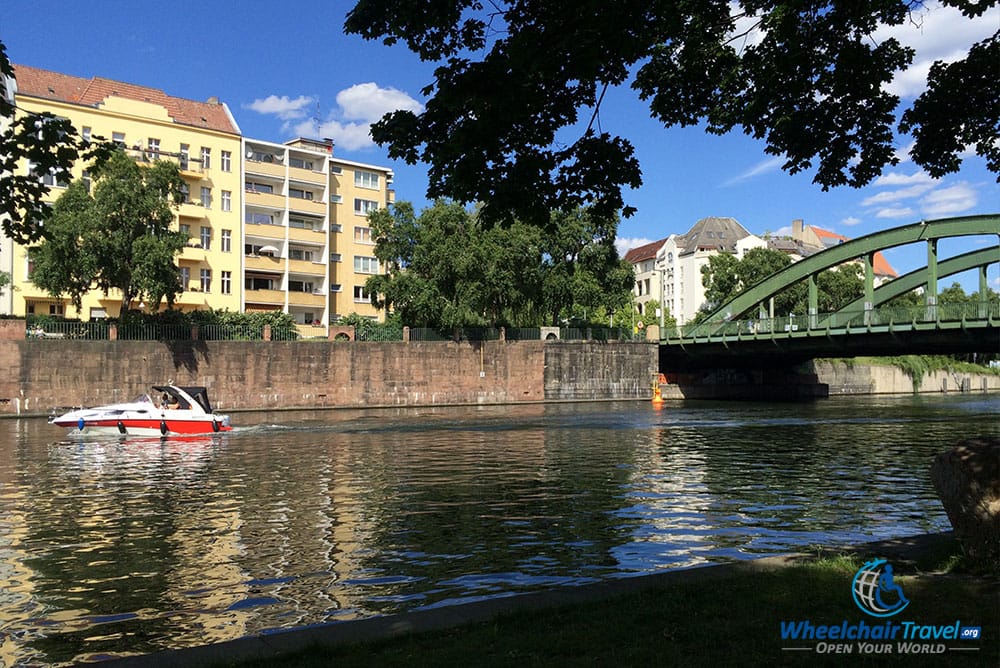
661, 214, 1000, 370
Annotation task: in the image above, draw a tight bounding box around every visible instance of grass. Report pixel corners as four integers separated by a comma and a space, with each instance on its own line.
215, 540, 997, 668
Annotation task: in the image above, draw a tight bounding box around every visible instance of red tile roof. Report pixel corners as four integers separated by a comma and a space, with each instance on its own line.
623, 238, 668, 264
808, 225, 898, 278
12, 64, 239, 135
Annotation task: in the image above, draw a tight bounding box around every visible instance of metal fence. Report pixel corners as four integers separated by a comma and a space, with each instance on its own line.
21, 321, 651, 343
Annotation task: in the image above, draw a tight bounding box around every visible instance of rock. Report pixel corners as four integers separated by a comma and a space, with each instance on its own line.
930, 437, 1000, 567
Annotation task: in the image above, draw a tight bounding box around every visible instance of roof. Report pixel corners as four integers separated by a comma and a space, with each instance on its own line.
676, 216, 754, 256
623, 238, 668, 264
808, 225, 898, 278
12, 64, 239, 135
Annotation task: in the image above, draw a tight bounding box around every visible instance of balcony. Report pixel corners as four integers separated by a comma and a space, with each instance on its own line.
245, 159, 285, 179
287, 224, 325, 242
245, 189, 285, 210
287, 258, 326, 275
178, 201, 208, 219
287, 291, 327, 308
288, 164, 327, 186
287, 197, 327, 217
244, 288, 285, 305
245, 254, 283, 271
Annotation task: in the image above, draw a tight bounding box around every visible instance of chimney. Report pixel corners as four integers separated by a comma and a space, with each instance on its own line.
792, 218, 804, 240
206, 96, 219, 104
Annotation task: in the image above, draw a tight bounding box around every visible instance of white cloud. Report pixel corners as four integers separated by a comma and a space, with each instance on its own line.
919, 182, 977, 217
616, 237, 656, 257
840, 216, 862, 227
877, 2, 1000, 99
871, 171, 933, 187
336, 83, 423, 122
722, 156, 784, 186
289, 83, 424, 151
861, 182, 935, 206
875, 206, 915, 219
245, 95, 315, 120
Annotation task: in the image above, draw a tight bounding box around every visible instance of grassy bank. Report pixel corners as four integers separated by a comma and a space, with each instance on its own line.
220, 541, 997, 668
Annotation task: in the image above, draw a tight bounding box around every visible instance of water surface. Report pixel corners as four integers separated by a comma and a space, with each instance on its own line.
0, 393, 995, 665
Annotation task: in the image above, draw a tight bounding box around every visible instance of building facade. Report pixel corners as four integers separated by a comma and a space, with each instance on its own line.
4, 64, 395, 331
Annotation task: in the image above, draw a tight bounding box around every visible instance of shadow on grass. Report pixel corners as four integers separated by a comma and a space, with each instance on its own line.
226, 550, 997, 668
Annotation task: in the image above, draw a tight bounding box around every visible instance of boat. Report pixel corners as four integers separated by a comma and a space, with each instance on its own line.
49, 385, 232, 436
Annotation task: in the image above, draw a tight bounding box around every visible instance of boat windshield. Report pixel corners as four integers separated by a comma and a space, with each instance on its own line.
134, 393, 153, 403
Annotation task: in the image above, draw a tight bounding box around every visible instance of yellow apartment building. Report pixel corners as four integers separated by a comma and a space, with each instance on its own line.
4, 64, 243, 319
241, 138, 395, 329
328, 157, 394, 321
3, 63, 397, 329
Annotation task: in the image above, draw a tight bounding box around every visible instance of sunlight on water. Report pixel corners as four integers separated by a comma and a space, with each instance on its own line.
0, 394, 995, 665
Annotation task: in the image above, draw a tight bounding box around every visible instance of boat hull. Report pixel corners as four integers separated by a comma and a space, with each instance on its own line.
52, 416, 232, 436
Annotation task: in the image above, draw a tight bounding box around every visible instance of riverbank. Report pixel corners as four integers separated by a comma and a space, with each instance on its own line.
97, 532, 997, 667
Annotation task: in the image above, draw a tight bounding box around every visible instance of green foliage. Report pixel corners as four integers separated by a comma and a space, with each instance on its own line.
0, 41, 114, 244
336, 312, 404, 341
28, 149, 188, 315
345, 2, 998, 227
368, 200, 632, 329
698, 247, 811, 321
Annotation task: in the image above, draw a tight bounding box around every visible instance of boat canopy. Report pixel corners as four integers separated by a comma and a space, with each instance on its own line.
152, 385, 215, 413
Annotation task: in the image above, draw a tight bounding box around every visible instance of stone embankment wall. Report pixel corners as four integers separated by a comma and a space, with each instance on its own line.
0, 339, 659, 415
812, 360, 1000, 395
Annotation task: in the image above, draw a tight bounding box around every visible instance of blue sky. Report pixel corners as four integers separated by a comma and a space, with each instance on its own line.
4, 1, 998, 292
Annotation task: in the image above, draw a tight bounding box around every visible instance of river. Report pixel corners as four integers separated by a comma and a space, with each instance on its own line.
0, 393, 996, 665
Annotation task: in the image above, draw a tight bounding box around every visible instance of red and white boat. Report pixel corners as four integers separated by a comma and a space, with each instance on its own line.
49, 385, 232, 436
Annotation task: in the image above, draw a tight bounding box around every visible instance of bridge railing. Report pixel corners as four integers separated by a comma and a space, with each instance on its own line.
669, 300, 998, 341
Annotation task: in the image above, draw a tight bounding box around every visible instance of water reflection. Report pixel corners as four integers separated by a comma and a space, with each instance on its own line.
0, 395, 996, 665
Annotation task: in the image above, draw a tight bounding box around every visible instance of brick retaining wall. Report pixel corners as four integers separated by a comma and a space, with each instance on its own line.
0, 338, 658, 415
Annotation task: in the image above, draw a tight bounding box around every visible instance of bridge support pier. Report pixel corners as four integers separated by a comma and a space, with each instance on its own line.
659, 368, 829, 401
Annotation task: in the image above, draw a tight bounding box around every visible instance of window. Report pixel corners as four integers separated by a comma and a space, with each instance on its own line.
289, 217, 319, 230
330, 253, 342, 263
330, 165, 342, 174
245, 211, 273, 225
221, 190, 231, 212
353, 285, 370, 302
330, 194, 343, 203
354, 256, 379, 274
289, 280, 314, 293
221, 229, 231, 253
82, 127, 92, 142
331, 223, 342, 233
180, 183, 190, 202
179, 266, 191, 290
289, 248, 314, 262
289, 156, 314, 170
355, 170, 379, 189
220, 150, 231, 172
330, 283, 342, 292
200, 187, 212, 209
112, 131, 125, 147
200, 226, 211, 250
245, 181, 273, 194
246, 276, 275, 290
179, 223, 191, 237
354, 198, 379, 216
179, 144, 190, 170
82, 170, 91, 192
200, 269, 211, 293
221, 270, 232, 295
354, 226, 373, 243
246, 149, 274, 163
201, 147, 211, 169
90, 307, 106, 320
147, 138, 160, 159
289, 187, 314, 200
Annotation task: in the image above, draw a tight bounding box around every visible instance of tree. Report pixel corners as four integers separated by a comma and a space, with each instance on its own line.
28, 149, 188, 316
366, 200, 632, 328
345, 1, 998, 227
0, 40, 111, 244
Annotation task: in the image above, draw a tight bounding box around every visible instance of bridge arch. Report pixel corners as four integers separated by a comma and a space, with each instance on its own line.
692, 214, 999, 335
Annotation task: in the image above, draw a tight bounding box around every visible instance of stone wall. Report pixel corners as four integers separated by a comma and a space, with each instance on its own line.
0, 338, 658, 415
812, 360, 1000, 395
